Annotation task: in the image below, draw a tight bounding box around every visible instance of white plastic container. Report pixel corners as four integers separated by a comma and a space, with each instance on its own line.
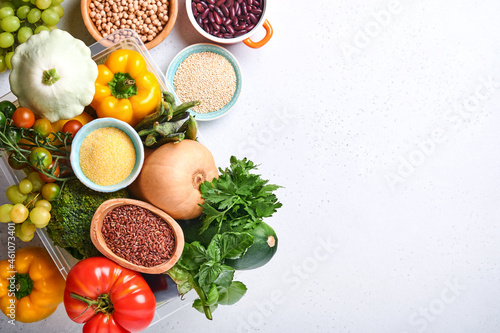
0, 29, 195, 327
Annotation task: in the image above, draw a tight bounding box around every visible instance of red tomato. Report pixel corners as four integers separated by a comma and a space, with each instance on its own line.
83, 313, 129, 333
64, 257, 156, 333
38, 160, 60, 183
12, 107, 35, 128
62, 119, 83, 139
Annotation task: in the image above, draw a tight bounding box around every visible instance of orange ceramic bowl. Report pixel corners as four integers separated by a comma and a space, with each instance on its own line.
81, 0, 178, 50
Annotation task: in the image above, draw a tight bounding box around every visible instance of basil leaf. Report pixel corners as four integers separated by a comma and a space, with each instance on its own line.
193, 298, 218, 314
197, 261, 222, 287
213, 265, 234, 288
177, 242, 207, 271
219, 232, 254, 260
217, 281, 247, 305
166, 265, 193, 296
206, 283, 219, 306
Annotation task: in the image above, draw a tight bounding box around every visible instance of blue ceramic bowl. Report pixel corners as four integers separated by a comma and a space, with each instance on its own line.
70, 118, 144, 192
166, 43, 242, 121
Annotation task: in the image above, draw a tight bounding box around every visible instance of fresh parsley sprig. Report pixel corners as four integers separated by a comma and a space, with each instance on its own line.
199, 156, 282, 234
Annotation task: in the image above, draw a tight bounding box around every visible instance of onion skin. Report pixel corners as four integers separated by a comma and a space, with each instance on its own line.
129, 140, 218, 220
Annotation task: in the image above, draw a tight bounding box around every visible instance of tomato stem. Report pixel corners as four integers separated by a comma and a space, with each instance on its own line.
70, 292, 114, 316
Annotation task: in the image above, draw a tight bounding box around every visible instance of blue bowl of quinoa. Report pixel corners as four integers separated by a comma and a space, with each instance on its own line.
166, 43, 242, 121
70, 118, 145, 193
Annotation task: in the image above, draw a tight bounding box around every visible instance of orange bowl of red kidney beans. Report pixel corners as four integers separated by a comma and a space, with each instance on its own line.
186, 0, 273, 48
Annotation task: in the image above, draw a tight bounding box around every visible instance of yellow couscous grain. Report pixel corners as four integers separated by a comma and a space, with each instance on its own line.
79, 127, 136, 186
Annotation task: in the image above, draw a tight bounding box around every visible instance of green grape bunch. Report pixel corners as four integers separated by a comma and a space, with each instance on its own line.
0, 0, 65, 72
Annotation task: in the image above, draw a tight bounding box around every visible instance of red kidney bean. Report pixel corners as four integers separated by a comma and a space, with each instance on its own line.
235, 2, 241, 16
208, 11, 215, 23
216, 0, 225, 6
225, 0, 234, 7
241, 3, 247, 15
229, 6, 236, 18
203, 18, 209, 24
221, 4, 229, 17
224, 33, 234, 38
251, 8, 262, 15
224, 17, 232, 25
212, 22, 220, 31
192, 3, 198, 15
249, 13, 258, 24
236, 0, 243, 3
225, 24, 235, 34
207, 0, 215, 4
234, 30, 246, 37
233, 23, 246, 30
214, 6, 224, 18
247, 0, 253, 5
201, 8, 210, 19
245, 23, 255, 31
196, 3, 204, 12
208, 4, 215, 9
214, 12, 222, 24
196, 15, 203, 25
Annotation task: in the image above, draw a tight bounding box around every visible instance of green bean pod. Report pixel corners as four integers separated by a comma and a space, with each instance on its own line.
172, 101, 201, 118
144, 133, 158, 146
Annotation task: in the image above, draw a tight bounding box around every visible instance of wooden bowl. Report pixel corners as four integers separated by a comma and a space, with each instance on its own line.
81, 0, 178, 50
90, 198, 184, 274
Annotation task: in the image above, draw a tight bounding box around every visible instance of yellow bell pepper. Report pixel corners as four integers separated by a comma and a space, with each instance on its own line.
91, 49, 161, 126
0, 247, 65, 323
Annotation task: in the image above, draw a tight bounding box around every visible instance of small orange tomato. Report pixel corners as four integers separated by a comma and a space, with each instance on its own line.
38, 160, 60, 183
12, 107, 35, 128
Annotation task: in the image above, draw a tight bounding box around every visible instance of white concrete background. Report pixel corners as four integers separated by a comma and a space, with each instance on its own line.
1, 0, 500, 332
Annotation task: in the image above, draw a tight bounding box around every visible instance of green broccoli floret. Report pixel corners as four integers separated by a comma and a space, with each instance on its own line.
46, 179, 129, 259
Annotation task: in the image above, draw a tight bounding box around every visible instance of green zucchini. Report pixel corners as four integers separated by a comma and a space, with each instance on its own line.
225, 222, 278, 270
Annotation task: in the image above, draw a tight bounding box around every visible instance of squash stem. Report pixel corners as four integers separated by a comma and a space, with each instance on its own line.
42, 68, 60, 85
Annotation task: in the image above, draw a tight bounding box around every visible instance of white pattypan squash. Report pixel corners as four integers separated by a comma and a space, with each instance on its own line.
9, 29, 98, 122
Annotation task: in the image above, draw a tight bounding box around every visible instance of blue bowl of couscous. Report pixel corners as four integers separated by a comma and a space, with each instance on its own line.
166, 43, 242, 121
70, 118, 145, 193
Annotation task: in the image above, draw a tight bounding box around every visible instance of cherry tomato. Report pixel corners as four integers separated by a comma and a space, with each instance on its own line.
62, 120, 83, 139
6, 127, 21, 143
41, 183, 60, 201
38, 160, 60, 183
7, 153, 27, 170
0, 111, 6, 127
0, 100, 16, 118
12, 107, 35, 129
33, 119, 52, 137
30, 147, 52, 170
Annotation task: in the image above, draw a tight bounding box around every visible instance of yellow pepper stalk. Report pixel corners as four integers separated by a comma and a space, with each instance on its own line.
91, 49, 161, 126
0, 247, 65, 323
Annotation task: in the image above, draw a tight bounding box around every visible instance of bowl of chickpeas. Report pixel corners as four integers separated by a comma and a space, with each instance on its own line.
81, 0, 178, 49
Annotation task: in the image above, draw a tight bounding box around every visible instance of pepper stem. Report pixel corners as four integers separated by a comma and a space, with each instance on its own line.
14, 273, 34, 300
108, 72, 138, 99
42, 68, 60, 86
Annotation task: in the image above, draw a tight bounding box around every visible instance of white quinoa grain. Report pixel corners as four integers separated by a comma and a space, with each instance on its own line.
173, 52, 237, 114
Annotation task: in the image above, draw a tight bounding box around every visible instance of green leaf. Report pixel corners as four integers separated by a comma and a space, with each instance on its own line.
206, 283, 219, 306
214, 232, 254, 260
177, 242, 208, 271
166, 265, 193, 296
197, 261, 222, 287
217, 281, 247, 305
193, 298, 218, 315
213, 265, 234, 288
